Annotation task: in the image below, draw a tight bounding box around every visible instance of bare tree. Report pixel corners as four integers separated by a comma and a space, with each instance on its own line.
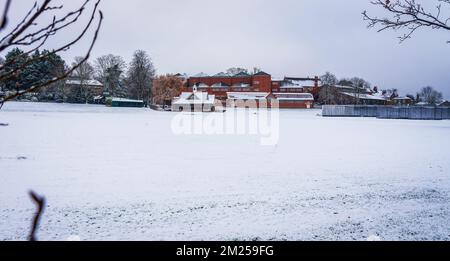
94, 54, 126, 83
418, 86, 443, 104
318, 72, 338, 105
126, 50, 156, 105
71, 56, 95, 103
0, 0, 104, 109
363, 0, 450, 43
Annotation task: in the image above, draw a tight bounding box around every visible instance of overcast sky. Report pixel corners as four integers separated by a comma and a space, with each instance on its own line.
5, 0, 450, 98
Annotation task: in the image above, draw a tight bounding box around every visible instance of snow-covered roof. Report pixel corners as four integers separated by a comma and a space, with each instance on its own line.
281, 80, 317, 88
438, 100, 449, 106
227, 92, 270, 100
112, 98, 144, 103
66, 79, 103, 86
173, 91, 215, 105
192, 72, 210, 78
273, 93, 314, 101
341, 92, 387, 101
393, 96, 412, 100
214, 72, 232, 77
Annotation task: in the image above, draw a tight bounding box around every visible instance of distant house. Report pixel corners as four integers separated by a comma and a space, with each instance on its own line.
339, 92, 388, 105
273, 93, 315, 109
172, 87, 216, 112
65, 78, 104, 97
392, 96, 413, 106
438, 100, 450, 107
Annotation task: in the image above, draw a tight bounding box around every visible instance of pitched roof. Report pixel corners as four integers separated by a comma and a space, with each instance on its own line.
173, 91, 215, 105
192, 72, 210, 78
253, 71, 270, 76
214, 72, 232, 77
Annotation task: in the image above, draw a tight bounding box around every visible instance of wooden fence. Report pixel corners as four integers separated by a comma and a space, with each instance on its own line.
322, 105, 450, 120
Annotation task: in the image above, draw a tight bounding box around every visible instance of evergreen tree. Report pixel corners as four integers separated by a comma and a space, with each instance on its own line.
1, 48, 66, 100
3, 48, 29, 92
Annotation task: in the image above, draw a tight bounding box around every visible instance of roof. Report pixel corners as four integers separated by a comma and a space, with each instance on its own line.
173, 91, 215, 105
192, 72, 210, 78
227, 92, 270, 100
393, 97, 413, 100
66, 79, 103, 86
438, 100, 450, 106
214, 72, 232, 77
341, 92, 387, 101
285, 77, 318, 81
111, 98, 144, 103
281, 78, 317, 88
253, 71, 270, 76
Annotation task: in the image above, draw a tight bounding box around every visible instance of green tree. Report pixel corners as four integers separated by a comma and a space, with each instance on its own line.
3, 48, 29, 91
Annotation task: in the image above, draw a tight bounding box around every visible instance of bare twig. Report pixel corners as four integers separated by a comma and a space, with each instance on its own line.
0, 0, 11, 30
0, 0, 104, 108
0, 10, 104, 104
28, 190, 46, 241
363, 0, 450, 43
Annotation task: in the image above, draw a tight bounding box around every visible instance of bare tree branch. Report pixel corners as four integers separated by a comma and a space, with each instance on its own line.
363, 0, 450, 43
0, 0, 11, 30
0, 9, 104, 105
28, 190, 46, 241
0, 0, 104, 107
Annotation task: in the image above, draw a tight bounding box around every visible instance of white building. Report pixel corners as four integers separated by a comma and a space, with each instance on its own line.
172, 87, 216, 112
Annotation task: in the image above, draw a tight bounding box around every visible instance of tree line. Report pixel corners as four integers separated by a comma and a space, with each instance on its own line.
0, 48, 157, 105
318, 72, 445, 105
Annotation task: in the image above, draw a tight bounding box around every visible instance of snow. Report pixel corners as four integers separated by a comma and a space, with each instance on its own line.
341, 92, 388, 101
111, 98, 144, 103
173, 92, 215, 105
1, 102, 450, 241
192, 72, 210, 78
65, 79, 103, 86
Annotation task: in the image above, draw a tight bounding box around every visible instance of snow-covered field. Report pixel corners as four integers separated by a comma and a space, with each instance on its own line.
1, 102, 449, 241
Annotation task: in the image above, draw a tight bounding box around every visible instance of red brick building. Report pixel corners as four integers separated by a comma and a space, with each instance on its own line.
181, 71, 320, 109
